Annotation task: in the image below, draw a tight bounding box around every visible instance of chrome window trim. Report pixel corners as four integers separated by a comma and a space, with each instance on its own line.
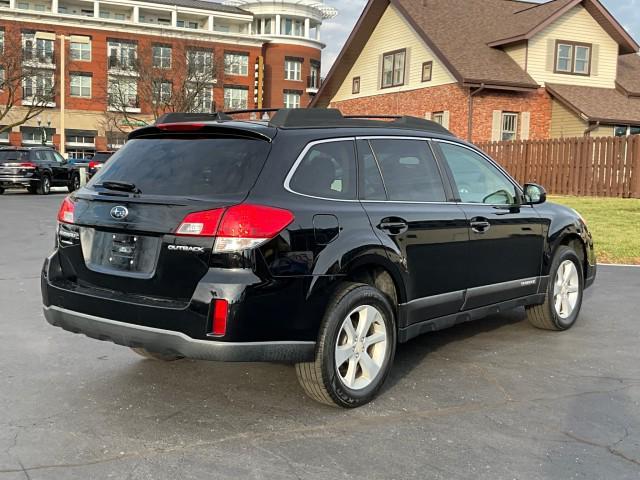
283, 137, 360, 203
283, 135, 533, 209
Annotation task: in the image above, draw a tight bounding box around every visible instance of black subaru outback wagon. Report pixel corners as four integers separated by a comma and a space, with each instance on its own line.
42, 109, 596, 408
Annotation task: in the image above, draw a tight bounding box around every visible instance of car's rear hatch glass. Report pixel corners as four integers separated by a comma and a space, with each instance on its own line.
58, 136, 271, 300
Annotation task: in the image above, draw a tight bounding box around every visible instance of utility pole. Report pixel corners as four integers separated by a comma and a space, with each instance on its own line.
57, 34, 67, 156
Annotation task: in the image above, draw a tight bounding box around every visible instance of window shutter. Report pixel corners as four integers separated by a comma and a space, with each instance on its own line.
591, 44, 600, 76
424, 112, 432, 120
492, 110, 502, 141
442, 110, 450, 129
520, 112, 531, 140
546, 39, 556, 72
404, 47, 411, 85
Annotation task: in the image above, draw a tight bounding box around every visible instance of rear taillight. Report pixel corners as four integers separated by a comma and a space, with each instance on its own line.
176, 208, 225, 237
88, 161, 98, 169
176, 204, 294, 253
211, 299, 229, 336
20, 162, 36, 168
57, 197, 75, 224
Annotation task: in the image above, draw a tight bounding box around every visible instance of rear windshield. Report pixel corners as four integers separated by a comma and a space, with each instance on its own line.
91, 153, 112, 162
90, 137, 270, 197
0, 151, 29, 162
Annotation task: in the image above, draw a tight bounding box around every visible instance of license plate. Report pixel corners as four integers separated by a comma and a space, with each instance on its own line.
80, 228, 161, 278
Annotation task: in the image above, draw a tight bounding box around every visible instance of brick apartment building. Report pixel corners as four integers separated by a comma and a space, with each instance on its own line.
312, 0, 640, 143
0, 0, 337, 157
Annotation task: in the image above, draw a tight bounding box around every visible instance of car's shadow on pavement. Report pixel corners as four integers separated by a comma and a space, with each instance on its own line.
84, 307, 528, 422
383, 308, 527, 392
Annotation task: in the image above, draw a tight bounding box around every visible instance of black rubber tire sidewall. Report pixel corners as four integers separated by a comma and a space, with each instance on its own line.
545, 246, 584, 330
39, 175, 51, 195
320, 285, 396, 408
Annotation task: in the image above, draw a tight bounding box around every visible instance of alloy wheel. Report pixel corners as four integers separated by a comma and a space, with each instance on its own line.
335, 305, 388, 390
553, 260, 580, 319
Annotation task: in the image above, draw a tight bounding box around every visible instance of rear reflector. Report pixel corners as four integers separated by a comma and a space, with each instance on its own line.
211, 299, 229, 336
57, 197, 75, 224
176, 204, 294, 253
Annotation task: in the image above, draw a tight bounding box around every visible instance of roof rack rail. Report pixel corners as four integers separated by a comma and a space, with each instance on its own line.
270, 108, 344, 127
224, 108, 280, 118
155, 112, 232, 124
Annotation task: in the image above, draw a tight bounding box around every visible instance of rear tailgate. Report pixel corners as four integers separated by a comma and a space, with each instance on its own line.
56, 134, 272, 301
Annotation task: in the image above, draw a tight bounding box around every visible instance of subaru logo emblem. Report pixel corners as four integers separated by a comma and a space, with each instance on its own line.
110, 206, 129, 220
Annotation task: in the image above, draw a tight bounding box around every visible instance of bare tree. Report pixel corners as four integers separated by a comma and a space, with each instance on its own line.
0, 28, 58, 135
104, 45, 225, 128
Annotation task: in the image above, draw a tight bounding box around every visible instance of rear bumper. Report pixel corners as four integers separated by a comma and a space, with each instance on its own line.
44, 305, 315, 363
0, 176, 37, 187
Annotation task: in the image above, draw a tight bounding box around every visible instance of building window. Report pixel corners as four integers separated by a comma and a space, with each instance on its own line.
152, 45, 172, 69
555, 41, 591, 75
70, 40, 91, 61
188, 85, 213, 113
187, 49, 213, 76
70, 73, 91, 98
284, 58, 302, 81
224, 52, 249, 76
501, 112, 518, 141
0, 30, 4, 55
352, 76, 361, 94
422, 61, 433, 82
224, 87, 248, 110
22, 33, 54, 65
108, 77, 138, 109
108, 40, 137, 71
309, 63, 320, 90
23, 71, 54, 102
283, 90, 301, 108
382, 49, 406, 88
0, 128, 9, 143
614, 125, 640, 137
177, 20, 199, 29
432, 112, 444, 125
152, 80, 172, 104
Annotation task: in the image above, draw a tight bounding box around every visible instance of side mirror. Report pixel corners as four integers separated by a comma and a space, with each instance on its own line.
523, 183, 547, 205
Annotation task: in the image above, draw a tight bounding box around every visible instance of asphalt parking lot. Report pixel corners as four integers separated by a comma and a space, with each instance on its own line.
1, 189, 639, 480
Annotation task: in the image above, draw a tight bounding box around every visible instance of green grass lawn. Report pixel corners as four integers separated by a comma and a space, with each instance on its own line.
549, 196, 640, 265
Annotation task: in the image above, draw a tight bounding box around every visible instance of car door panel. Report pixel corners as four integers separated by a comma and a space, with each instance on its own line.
434, 140, 545, 308
357, 138, 469, 326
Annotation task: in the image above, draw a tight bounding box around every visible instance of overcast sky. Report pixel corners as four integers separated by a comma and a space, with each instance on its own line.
319, 0, 640, 75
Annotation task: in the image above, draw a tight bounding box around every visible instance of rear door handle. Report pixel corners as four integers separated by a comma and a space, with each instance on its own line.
470, 217, 491, 234
378, 220, 409, 235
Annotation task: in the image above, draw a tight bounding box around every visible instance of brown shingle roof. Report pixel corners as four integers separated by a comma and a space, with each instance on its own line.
312, 0, 640, 108
393, 0, 539, 89
617, 54, 640, 96
547, 83, 640, 124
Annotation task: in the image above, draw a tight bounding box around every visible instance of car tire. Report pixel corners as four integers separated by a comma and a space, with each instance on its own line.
37, 175, 51, 195
296, 282, 397, 408
130, 347, 184, 362
526, 245, 584, 331
68, 174, 80, 192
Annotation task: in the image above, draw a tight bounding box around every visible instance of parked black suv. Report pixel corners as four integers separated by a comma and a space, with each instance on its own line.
0, 147, 74, 194
42, 109, 596, 408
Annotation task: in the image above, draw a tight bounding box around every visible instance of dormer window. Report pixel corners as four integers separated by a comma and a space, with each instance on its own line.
555, 41, 591, 76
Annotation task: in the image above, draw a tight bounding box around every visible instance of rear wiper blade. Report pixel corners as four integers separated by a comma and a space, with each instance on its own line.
100, 181, 142, 194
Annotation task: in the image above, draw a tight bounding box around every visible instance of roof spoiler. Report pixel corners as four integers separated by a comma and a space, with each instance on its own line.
154, 112, 233, 124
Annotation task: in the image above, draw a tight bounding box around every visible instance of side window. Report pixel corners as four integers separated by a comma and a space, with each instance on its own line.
438, 143, 518, 205
53, 152, 66, 163
33, 150, 49, 163
368, 139, 446, 202
357, 140, 386, 201
289, 140, 357, 200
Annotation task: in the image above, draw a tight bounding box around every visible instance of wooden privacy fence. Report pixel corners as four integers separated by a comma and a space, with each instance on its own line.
477, 135, 640, 198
